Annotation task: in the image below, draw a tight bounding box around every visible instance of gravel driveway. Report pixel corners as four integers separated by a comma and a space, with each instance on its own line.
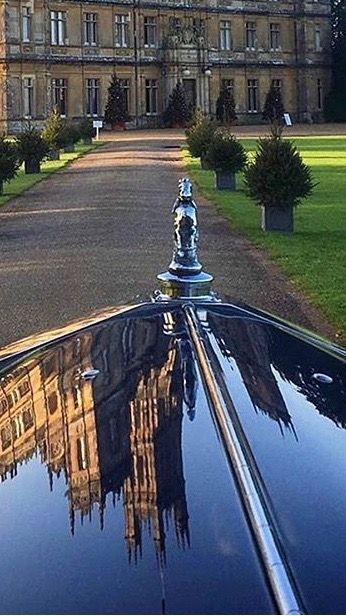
0, 130, 336, 347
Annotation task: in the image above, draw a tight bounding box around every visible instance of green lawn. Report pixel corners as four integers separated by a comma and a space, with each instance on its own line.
0, 141, 105, 208
183, 136, 346, 342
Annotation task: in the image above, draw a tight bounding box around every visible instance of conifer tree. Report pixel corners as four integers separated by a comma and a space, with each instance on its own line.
104, 73, 129, 126
42, 107, 65, 157
163, 81, 190, 127
262, 83, 285, 137
216, 87, 237, 125
325, 0, 346, 121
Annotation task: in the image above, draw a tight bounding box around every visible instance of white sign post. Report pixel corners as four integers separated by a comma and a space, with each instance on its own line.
93, 120, 103, 140
283, 113, 293, 127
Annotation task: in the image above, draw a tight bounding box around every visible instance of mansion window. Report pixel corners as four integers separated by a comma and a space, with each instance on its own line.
77, 436, 88, 471
272, 78, 282, 92
270, 23, 281, 50
220, 21, 232, 50
86, 78, 99, 116
1, 426, 11, 451
115, 14, 129, 47
119, 79, 130, 112
52, 78, 67, 116
222, 78, 234, 95
246, 22, 256, 50
315, 26, 322, 51
317, 78, 323, 110
22, 408, 34, 430
144, 17, 157, 47
23, 77, 34, 117
84, 13, 98, 46
22, 7, 31, 42
247, 79, 259, 112
145, 79, 158, 114
50, 11, 66, 46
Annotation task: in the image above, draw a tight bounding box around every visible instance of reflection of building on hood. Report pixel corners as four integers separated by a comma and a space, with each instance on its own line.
0, 313, 190, 562
208, 314, 293, 433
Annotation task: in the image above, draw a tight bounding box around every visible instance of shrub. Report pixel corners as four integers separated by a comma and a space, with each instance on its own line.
185, 117, 217, 159
42, 108, 65, 151
104, 73, 129, 126
187, 107, 205, 130
324, 91, 346, 122
205, 129, 247, 173
216, 87, 237, 125
60, 122, 81, 147
244, 138, 314, 209
15, 123, 49, 163
0, 137, 19, 193
79, 118, 94, 140
163, 81, 190, 127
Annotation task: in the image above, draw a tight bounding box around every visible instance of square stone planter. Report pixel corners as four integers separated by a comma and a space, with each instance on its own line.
215, 171, 236, 191
261, 205, 294, 232
47, 149, 60, 161
24, 160, 41, 174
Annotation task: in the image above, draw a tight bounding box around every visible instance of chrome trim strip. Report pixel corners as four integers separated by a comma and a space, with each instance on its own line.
184, 305, 304, 616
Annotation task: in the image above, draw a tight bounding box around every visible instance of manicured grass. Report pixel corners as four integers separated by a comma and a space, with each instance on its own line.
0, 141, 106, 208
183, 136, 346, 342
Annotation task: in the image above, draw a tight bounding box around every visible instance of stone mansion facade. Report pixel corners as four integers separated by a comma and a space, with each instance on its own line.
0, 0, 331, 132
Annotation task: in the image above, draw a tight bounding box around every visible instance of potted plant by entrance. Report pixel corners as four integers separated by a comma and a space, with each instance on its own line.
15, 124, 49, 174
163, 81, 191, 128
185, 111, 217, 169
61, 122, 81, 153
0, 137, 19, 195
216, 86, 237, 126
104, 73, 129, 130
244, 137, 314, 232
205, 129, 247, 190
79, 118, 94, 145
42, 108, 65, 160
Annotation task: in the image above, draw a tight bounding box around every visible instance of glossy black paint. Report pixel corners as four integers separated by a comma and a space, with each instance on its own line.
0, 301, 345, 614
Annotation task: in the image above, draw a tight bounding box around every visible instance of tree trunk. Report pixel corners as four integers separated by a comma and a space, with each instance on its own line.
215, 171, 236, 191
24, 160, 41, 174
261, 206, 294, 232
200, 155, 210, 170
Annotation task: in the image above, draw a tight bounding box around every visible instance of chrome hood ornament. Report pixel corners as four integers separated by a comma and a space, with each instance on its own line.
156, 178, 214, 300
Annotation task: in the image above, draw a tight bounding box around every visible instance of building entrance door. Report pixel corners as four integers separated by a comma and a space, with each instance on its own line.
183, 79, 197, 109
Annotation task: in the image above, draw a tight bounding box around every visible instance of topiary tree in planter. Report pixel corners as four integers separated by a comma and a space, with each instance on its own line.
104, 73, 129, 129
163, 81, 190, 128
244, 137, 314, 232
216, 86, 237, 125
205, 128, 247, 190
263, 83, 285, 138
79, 118, 95, 144
42, 108, 65, 160
185, 116, 217, 169
0, 137, 19, 194
15, 123, 49, 174
61, 122, 81, 153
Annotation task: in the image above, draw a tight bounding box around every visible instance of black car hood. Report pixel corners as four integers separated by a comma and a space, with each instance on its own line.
0, 301, 345, 615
